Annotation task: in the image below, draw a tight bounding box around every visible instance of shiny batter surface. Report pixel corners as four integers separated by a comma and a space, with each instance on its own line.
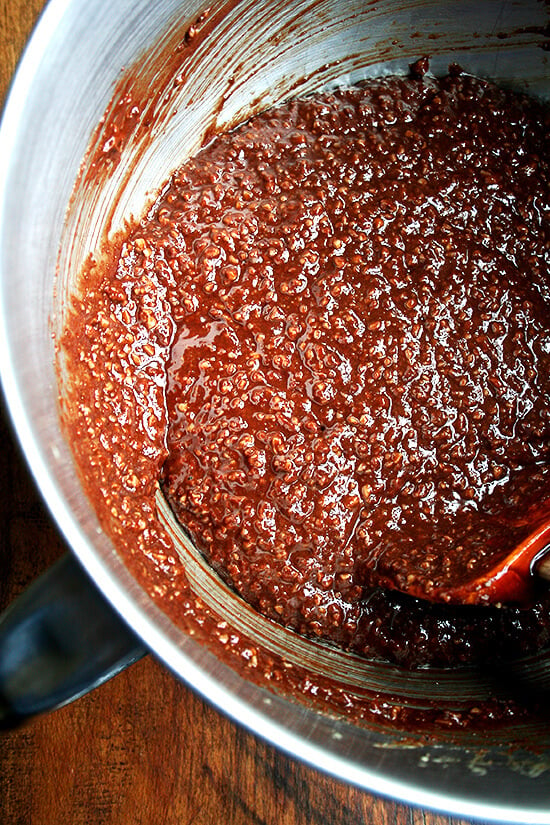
62, 68, 550, 673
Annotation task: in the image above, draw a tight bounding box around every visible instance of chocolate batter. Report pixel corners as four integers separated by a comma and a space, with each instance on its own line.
61, 67, 550, 676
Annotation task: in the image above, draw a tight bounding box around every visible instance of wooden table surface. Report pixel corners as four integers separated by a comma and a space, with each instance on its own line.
0, 3, 488, 824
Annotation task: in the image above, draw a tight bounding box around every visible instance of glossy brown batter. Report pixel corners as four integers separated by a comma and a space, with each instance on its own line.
61, 67, 550, 676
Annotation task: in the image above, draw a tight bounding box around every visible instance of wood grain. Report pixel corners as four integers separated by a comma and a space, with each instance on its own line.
0, 4, 486, 824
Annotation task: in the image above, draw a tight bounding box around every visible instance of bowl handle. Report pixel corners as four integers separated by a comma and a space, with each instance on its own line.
0, 552, 147, 728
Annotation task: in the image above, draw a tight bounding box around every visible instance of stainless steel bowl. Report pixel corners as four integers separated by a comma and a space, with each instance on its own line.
1, 0, 549, 821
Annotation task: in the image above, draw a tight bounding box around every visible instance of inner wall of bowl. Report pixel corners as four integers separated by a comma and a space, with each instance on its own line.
5, 0, 550, 819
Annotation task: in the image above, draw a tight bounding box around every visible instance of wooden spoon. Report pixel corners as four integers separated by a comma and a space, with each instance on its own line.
391, 519, 550, 607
